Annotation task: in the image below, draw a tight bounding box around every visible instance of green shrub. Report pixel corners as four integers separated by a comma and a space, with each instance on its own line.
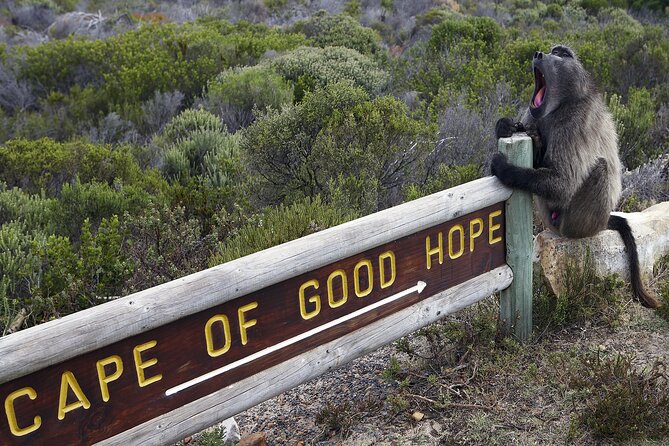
203, 65, 293, 132
164, 130, 241, 185
18, 20, 305, 116
428, 15, 503, 56
407, 16, 515, 106
157, 108, 242, 188
161, 108, 224, 143
570, 353, 669, 441
58, 180, 153, 239
545, 3, 564, 19
616, 25, 669, 92
241, 81, 367, 205
241, 82, 431, 211
629, 0, 669, 11
343, 0, 361, 18
271, 46, 389, 100
0, 184, 61, 233
0, 138, 141, 195
404, 164, 481, 201
210, 196, 356, 265
0, 221, 44, 301
314, 94, 433, 209
0, 215, 133, 330
533, 251, 626, 331
608, 88, 657, 168
32, 216, 133, 316
292, 11, 382, 55
122, 204, 221, 292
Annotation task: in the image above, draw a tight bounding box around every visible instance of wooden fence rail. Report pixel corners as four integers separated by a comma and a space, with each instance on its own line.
0, 135, 533, 445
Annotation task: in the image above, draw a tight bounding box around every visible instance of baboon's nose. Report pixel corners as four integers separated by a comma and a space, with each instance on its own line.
534, 51, 543, 60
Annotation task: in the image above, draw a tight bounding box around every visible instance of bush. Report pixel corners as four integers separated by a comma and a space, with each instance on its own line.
0, 61, 36, 114
314, 94, 434, 210
139, 90, 185, 136
615, 25, 669, 94
292, 10, 382, 55
571, 353, 669, 441
210, 196, 356, 265
202, 65, 293, 132
271, 46, 389, 100
18, 20, 306, 116
157, 108, 241, 186
86, 112, 137, 145
620, 156, 669, 210
0, 138, 141, 195
608, 88, 657, 168
152, 108, 245, 226
0, 221, 44, 302
533, 251, 627, 331
0, 215, 133, 330
163, 129, 241, 186
0, 184, 61, 233
432, 92, 502, 168
58, 179, 154, 239
161, 108, 224, 143
428, 15, 503, 56
242, 82, 431, 211
122, 204, 221, 292
404, 164, 481, 201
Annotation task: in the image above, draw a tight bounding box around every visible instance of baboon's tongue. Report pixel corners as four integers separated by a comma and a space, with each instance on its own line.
534, 86, 545, 108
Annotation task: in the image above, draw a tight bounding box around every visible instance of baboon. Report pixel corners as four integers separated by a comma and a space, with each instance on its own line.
492, 44, 659, 308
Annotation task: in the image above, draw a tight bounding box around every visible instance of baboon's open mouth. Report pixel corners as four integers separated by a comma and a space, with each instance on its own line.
531, 67, 546, 109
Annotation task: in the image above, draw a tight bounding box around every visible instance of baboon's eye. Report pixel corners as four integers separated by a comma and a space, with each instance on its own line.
551, 46, 573, 58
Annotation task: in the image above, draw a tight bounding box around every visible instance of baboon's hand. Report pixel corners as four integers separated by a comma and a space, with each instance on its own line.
495, 118, 524, 139
491, 152, 509, 179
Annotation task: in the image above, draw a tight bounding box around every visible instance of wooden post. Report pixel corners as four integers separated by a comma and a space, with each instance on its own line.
498, 134, 533, 341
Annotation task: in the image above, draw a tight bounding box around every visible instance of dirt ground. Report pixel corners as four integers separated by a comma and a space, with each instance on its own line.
233, 300, 669, 446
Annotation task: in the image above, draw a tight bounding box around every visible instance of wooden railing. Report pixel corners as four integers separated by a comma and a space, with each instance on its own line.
0, 135, 533, 446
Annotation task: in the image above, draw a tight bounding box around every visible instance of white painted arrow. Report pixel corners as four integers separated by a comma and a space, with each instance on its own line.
165, 280, 427, 396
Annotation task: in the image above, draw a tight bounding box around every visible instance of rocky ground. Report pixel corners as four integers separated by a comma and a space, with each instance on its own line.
229, 298, 669, 446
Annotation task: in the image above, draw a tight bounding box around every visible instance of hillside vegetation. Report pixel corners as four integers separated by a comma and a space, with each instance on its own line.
1, 1, 669, 443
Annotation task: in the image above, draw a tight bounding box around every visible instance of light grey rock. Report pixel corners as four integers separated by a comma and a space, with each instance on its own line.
534, 201, 669, 296
220, 417, 241, 445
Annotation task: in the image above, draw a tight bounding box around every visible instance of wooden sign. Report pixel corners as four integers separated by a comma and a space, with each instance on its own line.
1, 202, 505, 445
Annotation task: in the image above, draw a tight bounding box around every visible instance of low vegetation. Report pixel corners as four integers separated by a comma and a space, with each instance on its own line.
374, 255, 669, 445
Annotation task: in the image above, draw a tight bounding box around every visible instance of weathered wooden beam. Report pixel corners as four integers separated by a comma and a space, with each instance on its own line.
497, 134, 534, 340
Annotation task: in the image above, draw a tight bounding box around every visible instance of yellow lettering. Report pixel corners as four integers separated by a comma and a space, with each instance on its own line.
489, 210, 503, 244
133, 340, 162, 388
205, 314, 232, 357
378, 251, 396, 289
425, 233, 443, 270
299, 279, 321, 320
238, 302, 258, 346
4, 387, 41, 437
448, 224, 464, 259
327, 270, 348, 307
353, 260, 373, 297
469, 218, 484, 252
57, 371, 91, 421
96, 355, 123, 403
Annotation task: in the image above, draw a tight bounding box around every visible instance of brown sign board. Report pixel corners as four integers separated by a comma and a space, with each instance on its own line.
0, 202, 505, 445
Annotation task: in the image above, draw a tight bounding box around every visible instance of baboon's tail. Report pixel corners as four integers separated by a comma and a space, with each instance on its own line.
607, 214, 660, 308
